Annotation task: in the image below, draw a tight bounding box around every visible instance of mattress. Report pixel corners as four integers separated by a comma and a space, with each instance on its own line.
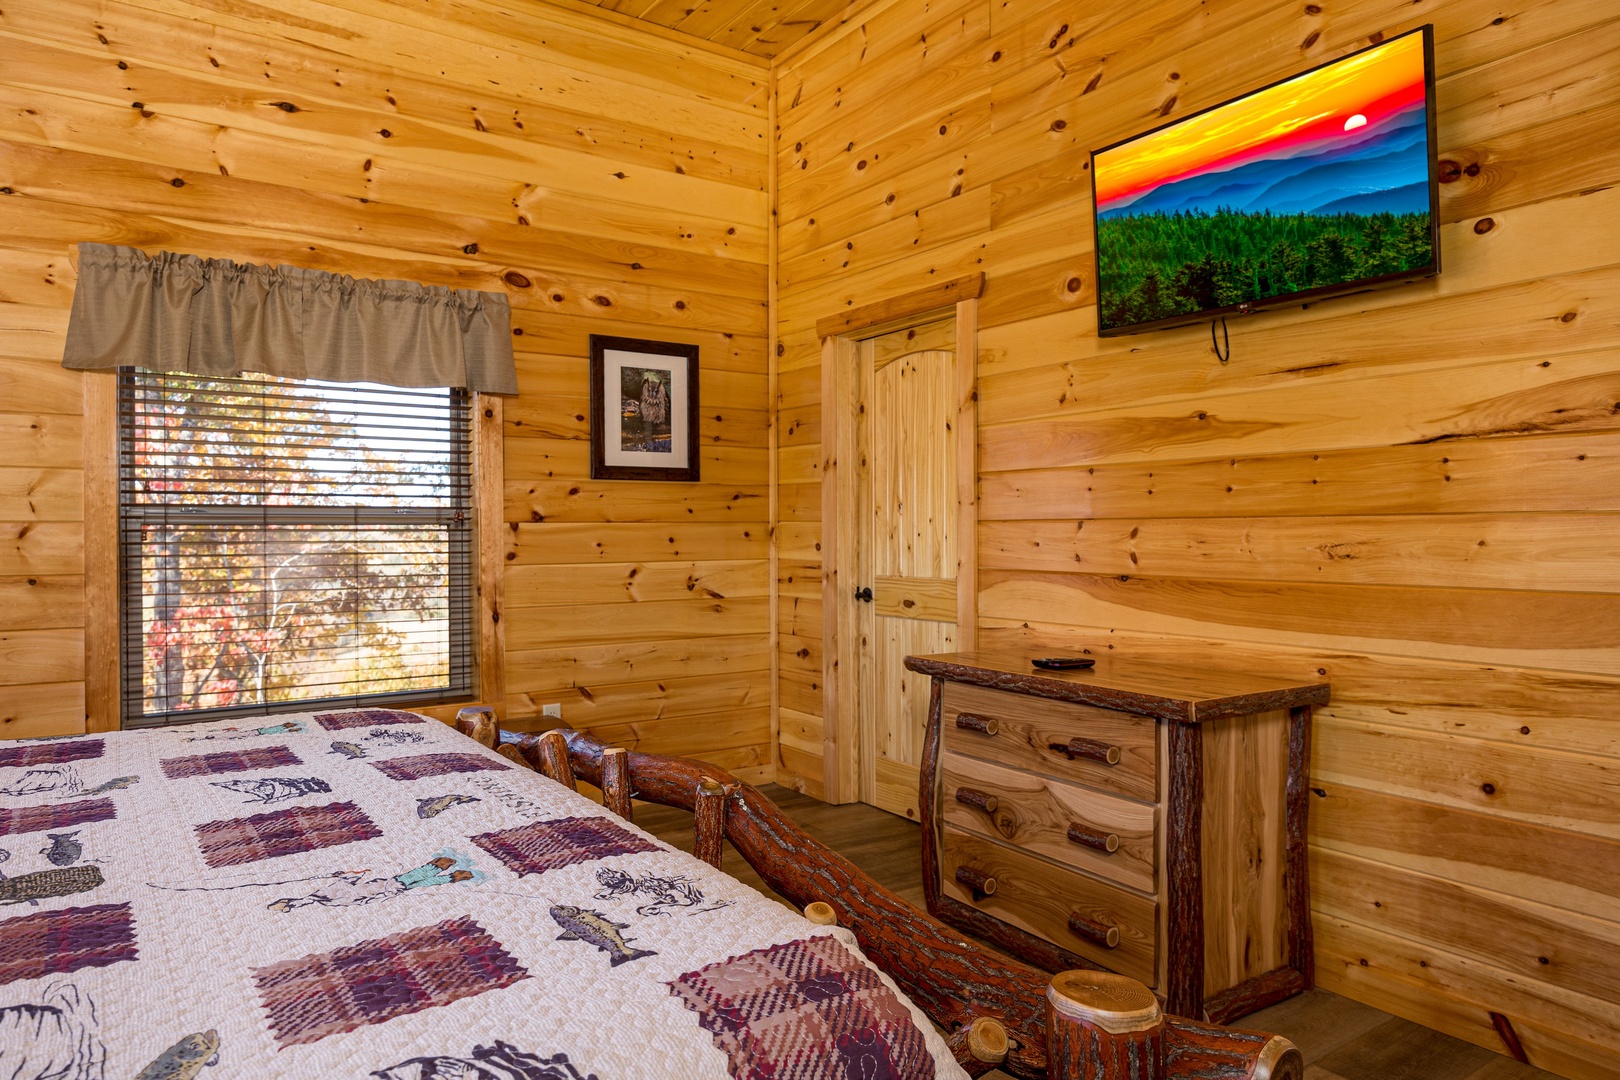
0, 708, 968, 1079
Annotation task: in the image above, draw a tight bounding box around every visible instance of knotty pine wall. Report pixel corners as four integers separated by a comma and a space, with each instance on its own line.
773, 0, 1620, 1074
0, 0, 774, 779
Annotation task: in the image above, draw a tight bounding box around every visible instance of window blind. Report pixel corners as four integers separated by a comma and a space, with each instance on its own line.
118, 369, 473, 727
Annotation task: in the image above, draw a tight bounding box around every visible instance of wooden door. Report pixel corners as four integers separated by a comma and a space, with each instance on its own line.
856, 320, 958, 819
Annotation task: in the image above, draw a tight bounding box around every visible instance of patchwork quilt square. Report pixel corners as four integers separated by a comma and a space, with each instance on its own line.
669, 936, 932, 1080
0, 797, 117, 837
370, 753, 510, 781
194, 801, 382, 868
254, 916, 528, 1046
469, 815, 659, 878
0, 738, 105, 769
160, 745, 302, 779
0, 902, 138, 986
314, 708, 428, 731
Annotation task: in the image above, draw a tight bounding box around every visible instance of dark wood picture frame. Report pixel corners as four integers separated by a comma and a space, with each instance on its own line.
588, 334, 700, 482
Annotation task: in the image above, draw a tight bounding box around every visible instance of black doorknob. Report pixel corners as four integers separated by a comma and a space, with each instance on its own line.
854, 586, 873, 603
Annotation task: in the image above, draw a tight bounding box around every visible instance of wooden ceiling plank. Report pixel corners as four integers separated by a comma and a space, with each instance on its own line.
716, 0, 844, 55
675, 0, 785, 44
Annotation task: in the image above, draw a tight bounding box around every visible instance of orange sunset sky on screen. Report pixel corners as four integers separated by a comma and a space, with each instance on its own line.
1095, 33, 1427, 211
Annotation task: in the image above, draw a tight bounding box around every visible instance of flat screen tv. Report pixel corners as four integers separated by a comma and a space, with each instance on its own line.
1091, 26, 1439, 336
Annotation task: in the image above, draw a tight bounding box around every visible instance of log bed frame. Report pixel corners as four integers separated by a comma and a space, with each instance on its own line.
452, 709, 1304, 1080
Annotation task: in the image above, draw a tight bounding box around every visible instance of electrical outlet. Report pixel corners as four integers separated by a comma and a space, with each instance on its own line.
542, 703, 562, 719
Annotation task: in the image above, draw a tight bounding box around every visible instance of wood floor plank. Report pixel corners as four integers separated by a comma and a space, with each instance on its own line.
1240, 987, 1391, 1065
1314, 1017, 1507, 1080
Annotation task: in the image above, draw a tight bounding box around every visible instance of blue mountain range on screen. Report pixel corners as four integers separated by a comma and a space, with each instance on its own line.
1099, 103, 1431, 220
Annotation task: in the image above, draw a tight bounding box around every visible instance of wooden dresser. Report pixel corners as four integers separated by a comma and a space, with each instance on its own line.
904, 650, 1330, 1023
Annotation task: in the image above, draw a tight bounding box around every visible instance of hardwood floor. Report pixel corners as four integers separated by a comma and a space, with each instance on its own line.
635, 783, 1557, 1080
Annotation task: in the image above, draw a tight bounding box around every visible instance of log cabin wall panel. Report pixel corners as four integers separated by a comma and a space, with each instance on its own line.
0, 0, 774, 779
773, 0, 1620, 1071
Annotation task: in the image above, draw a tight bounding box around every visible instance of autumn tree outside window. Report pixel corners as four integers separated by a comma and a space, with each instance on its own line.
118, 370, 474, 726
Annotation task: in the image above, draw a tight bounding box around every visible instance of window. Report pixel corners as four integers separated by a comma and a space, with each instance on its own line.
117, 369, 473, 727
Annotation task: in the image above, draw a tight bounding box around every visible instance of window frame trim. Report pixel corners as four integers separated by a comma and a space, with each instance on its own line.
82, 370, 505, 730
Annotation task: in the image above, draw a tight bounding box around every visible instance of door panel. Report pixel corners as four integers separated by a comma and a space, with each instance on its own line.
858, 324, 957, 819
872, 575, 957, 621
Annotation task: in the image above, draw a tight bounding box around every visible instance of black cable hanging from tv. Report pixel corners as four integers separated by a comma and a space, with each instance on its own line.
1211, 316, 1231, 363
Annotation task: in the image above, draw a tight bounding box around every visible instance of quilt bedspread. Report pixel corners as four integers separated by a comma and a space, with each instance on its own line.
0, 710, 967, 1080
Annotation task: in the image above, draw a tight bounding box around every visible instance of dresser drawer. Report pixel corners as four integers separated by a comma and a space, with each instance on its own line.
940, 682, 1158, 802
941, 825, 1158, 985
940, 751, 1157, 893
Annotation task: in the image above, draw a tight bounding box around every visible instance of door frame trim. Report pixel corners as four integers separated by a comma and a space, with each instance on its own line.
818, 273, 983, 803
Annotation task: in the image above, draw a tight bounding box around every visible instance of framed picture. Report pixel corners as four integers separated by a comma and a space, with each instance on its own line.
589, 335, 700, 482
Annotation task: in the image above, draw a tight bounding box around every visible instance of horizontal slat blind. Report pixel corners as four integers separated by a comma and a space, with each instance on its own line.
118, 369, 472, 727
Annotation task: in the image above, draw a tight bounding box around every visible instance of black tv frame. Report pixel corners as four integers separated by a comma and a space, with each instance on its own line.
1089, 25, 1441, 338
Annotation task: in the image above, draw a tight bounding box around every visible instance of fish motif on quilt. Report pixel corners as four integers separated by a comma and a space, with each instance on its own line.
75, 776, 140, 798
416, 793, 480, 819
134, 1029, 220, 1080
550, 904, 656, 968
40, 831, 85, 866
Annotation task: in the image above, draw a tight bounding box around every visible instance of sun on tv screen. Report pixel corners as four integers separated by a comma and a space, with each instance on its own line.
1091, 26, 1440, 336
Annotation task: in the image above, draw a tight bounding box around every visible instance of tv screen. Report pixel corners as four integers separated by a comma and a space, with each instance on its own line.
1091, 26, 1439, 336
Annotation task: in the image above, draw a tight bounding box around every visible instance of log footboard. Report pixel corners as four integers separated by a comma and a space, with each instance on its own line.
468, 715, 1301, 1080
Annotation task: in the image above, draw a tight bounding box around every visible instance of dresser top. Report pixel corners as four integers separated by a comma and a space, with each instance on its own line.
904, 650, 1329, 723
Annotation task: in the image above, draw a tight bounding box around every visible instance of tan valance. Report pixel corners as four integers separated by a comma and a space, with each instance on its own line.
62, 243, 517, 394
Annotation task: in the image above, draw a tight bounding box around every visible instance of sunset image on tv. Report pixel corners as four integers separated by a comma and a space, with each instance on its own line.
1093, 29, 1435, 333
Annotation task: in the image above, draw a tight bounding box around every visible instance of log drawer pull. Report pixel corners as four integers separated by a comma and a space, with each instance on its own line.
955, 787, 1000, 814
955, 713, 1001, 736
954, 865, 998, 900
1049, 737, 1122, 765
1068, 913, 1121, 949
1067, 823, 1121, 853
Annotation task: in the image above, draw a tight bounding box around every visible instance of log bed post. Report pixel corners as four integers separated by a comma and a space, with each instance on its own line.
454, 706, 499, 749
694, 776, 727, 868
601, 746, 634, 821
537, 729, 576, 791
1045, 970, 1165, 1080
